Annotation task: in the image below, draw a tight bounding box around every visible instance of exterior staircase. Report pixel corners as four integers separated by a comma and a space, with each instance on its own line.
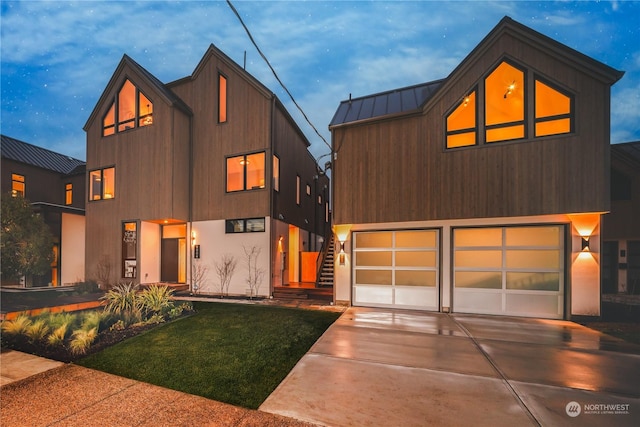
317, 234, 335, 288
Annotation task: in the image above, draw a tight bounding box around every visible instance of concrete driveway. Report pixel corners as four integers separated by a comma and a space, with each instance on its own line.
261, 307, 640, 426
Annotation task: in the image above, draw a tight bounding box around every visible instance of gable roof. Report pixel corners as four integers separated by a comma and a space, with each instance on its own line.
83, 54, 192, 131
611, 141, 640, 171
330, 16, 624, 129
1, 134, 85, 175
329, 80, 444, 127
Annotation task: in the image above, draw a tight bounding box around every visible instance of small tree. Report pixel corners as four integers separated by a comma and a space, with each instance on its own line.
214, 254, 237, 297
243, 246, 265, 299
191, 261, 210, 295
95, 254, 113, 289
1, 193, 54, 284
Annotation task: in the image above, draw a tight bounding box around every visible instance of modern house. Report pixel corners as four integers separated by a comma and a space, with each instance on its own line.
83, 45, 330, 296
602, 141, 640, 295
329, 17, 623, 319
1, 135, 86, 287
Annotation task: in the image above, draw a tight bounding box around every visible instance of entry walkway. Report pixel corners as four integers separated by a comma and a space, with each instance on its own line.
261, 307, 640, 426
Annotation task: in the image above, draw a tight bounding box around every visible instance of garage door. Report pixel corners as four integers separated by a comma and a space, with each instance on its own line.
353, 229, 439, 310
453, 225, 565, 319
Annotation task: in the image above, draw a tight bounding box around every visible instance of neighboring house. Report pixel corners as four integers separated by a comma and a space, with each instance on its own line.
602, 141, 640, 295
329, 17, 623, 320
1, 135, 86, 287
83, 45, 330, 295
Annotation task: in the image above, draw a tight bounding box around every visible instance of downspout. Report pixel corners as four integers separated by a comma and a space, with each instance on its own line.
269, 95, 276, 297
188, 114, 194, 294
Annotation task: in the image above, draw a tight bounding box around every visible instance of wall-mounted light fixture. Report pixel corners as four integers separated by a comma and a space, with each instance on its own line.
333, 224, 352, 266
581, 236, 590, 252
191, 231, 197, 246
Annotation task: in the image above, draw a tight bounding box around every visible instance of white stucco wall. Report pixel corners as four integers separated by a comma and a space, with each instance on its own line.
140, 221, 161, 284
334, 213, 602, 318
61, 213, 85, 284
191, 219, 271, 297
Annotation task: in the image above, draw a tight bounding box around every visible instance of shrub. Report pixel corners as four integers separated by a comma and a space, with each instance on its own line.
101, 282, 141, 324
46, 312, 78, 330
1, 314, 33, 336
69, 327, 97, 355
139, 285, 174, 317
47, 323, 70, 346
25, 320, 50, 342
81, 311, 110, 333
74, 280, 100, 294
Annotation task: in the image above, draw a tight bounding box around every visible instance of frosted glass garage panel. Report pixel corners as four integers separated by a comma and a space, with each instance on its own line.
396, 287, 437, 307
396, 230, 437, 247
455, 271, 502, 289
454, 290, 502, 313
455, 228, 502, 247
506, 250, 560, 269
355, 252, 392, 266
355, 286, 393, 305
355, 232, 392, 248
455, 250, 502, 268
396, 251, 436, 267
506, 294, 561, 318
355, 270, 392, 285
506, 272, 560, 291
506, 226, 561, 247
396, 270, 436, 287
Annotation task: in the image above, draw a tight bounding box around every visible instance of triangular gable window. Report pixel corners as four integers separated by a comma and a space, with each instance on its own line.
102, 79, 153, 137
446, 59, 574, 149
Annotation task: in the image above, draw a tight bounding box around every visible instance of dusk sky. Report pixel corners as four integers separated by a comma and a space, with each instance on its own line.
1, 1, 639, 162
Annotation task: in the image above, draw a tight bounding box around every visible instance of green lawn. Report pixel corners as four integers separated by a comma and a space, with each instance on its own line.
77, 302, 341, 409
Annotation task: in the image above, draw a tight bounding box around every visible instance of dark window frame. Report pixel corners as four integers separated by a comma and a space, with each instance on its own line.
65, 183, 73, 205
218, 72, 228, 124
102, 78, 154, 137
225, 217, 266, 234
88, 166, 116, 201
225, 151, 266, 193
11, 173, 25, 197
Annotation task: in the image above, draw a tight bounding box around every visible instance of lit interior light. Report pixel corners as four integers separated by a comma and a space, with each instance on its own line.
504, 81, 516, 99
462, 96, 470, 107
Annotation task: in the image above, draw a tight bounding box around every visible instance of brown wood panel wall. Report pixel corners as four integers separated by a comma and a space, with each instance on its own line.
333, 33, 611, 225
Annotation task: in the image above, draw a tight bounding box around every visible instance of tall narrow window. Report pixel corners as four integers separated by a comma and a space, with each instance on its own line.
226, 152, 265, 192
218, 74, 227, 123
273, 155, 280, 192
122, 222, 137, 278
102, 79, 153, 136
296, 175, 301, 205
11, 174, 25, 197
535, 79, 572, 137
485, 61, 525, 143
446, 90, 476, 148
118, 79, 136, 132
65, 183, 73, 205
89, 167, 115, 201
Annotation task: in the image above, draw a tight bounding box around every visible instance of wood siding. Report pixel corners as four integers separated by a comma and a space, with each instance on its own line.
333, 32, 612, 225
272, 106, 330, 237
170, 52, 271, 221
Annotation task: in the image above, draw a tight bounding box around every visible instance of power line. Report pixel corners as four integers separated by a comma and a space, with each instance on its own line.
226, 0, 332, 154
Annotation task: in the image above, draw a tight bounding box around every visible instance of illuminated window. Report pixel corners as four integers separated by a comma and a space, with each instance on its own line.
445, 59, 574, 149
273, 155, 280, 192
296, 175, 301, 205
89, 167, 115, 201
65, 183, 73, 205
11, 173, 25, 197
226, 152, 265, 192
218, 74, 227, 123
306, 184, 311, 196
102, 79, 153, 136
122, 222, 137, 278
535, 79, 572, 137
446, 90, 477, 148
485, 61, 525, 143
225, 218, 265, 233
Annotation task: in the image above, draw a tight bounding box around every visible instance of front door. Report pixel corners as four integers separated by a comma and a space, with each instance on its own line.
161, 239, 179, 282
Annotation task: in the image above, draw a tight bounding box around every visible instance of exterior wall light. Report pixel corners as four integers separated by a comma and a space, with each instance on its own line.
581, 236, 590, 252
191, 231, 196, 246
333, 224, 352, 267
